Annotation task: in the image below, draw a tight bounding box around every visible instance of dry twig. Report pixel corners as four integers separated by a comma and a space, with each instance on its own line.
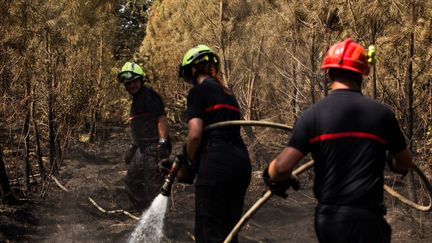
50, 175, 69, 192
88, 197, 139, 221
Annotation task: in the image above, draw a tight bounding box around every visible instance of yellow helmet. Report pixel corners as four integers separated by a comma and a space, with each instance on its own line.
179, 45, 220, 83
117, 62, 146, 83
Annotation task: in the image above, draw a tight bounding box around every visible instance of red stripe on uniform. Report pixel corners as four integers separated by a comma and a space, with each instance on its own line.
309, 131, 387, 145
204, 104, 240, 113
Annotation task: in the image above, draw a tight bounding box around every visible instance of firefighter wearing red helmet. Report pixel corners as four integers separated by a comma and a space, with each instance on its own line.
262, 38, 414, 243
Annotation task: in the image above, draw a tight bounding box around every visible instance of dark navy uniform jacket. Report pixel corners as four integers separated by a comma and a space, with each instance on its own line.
289, 89, 407, 206
130, 87, 165, 147
186, 77, 250, 185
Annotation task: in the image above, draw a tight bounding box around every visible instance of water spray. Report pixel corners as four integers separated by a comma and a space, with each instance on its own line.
155, 119, 432, 243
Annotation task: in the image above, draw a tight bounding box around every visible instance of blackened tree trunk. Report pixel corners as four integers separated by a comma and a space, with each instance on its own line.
21, 1, 32, 192
89, 35, 104, 143
0, 145, 14, 203
405, 2, 417, 203
219, 0, 228, 84
310, 28, 317, 104
23, 87, 31, 192
290, 60, 297, 120
31, 91, 45, 180
46, 30, 58, 176
246, 36, 263, 121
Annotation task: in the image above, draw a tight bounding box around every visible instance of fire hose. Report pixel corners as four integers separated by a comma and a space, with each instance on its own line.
160, 120, 293, 196
224, 160, 314, 243
158, 120, 432, 241
206, 120, 432, 243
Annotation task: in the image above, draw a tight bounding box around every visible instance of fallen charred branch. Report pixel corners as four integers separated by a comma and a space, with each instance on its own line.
88, 197, 139, 220
44, 173, 139, 221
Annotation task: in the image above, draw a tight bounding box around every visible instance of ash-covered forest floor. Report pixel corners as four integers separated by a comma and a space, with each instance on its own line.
1, 126, 431, 243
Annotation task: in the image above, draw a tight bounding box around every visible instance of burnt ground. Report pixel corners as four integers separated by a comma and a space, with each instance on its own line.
1, 126, 432, 243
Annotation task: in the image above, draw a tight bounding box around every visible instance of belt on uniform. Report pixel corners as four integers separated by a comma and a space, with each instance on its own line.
206, 139, 242, 147
138, 138, 158, 146
317, 203, 387, 215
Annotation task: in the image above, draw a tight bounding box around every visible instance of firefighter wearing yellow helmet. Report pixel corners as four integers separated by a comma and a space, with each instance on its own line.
173, 45, 251, 242
118, 61, 172, 209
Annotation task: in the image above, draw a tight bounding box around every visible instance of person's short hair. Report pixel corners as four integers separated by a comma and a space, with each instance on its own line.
328, 68, 362, 85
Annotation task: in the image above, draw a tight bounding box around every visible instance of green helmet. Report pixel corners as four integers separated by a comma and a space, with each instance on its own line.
117, 62, 146, 83
179, 45, 220, 83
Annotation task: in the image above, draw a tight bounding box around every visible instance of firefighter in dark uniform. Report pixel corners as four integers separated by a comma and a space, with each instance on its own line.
117, 62, 172, 209
262, 38, 414, 243
177, 45, 251, 243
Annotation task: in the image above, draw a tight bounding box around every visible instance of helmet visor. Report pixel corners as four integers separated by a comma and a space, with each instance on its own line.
117, 71, 141, 83
179, 64, 193, 80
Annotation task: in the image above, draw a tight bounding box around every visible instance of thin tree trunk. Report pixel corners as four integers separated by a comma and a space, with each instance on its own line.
370, 21, 378, 99
46, 30, 58, 176
324, 33, 331, 96
310, 28, 317, 104
241, 39, 269, 167
89, 35, 104, 143
219, 0, 228, 84
30, 88, 45, 180
0, 145, 14, 203
19, 0, 31, 192
291, 59, 297, 120
89, 110, 97, 143
405, 2, 417, 203
23, 88, 31, 192
246, 36, 263, 120
291, 62, 297, 120
371, 63, 377, 99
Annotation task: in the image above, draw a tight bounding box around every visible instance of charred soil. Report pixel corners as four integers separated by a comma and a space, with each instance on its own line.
1, 126, 431, 243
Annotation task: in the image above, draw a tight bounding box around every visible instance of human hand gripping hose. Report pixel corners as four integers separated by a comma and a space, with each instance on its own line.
224, 162, 432, 243
156, 120, 432, 241
223, 159, 314, 243
159, 156, 182, 197
263, 166, 300, 198
207, 120, 432, 243
157, 138, 173, 174
223, 162, 432, 243
160, 145, 196, 196
159, 120, 294, 197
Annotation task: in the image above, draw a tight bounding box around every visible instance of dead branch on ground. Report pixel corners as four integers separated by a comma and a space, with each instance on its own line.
44, 173, 139, 221
49, 175, 69, 192
88, 197, 139, 220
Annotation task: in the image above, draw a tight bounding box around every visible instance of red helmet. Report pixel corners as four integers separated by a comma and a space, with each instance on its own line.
321, 38, 370, 76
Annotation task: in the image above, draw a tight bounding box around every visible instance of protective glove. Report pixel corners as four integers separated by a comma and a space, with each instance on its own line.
124, 144, 138, 164
156, 138, 172, 174
158, 138, 172, 160
262, 165, 300, 198
176, 144, 190, 165
386, 152, 408, 179
158, 159, 172, 175
176, 144, 198, 184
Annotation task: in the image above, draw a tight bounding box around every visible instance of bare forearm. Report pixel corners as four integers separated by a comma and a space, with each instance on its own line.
268, 147, 305, 181
187, 135, 201, 161
157, 115, 169, 139
186, 118, 203, 161
392, 148, 414, 172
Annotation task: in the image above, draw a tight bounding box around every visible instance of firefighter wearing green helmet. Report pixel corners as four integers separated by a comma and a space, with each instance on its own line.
118, 61, 172, 209
175, 45, 251, 242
